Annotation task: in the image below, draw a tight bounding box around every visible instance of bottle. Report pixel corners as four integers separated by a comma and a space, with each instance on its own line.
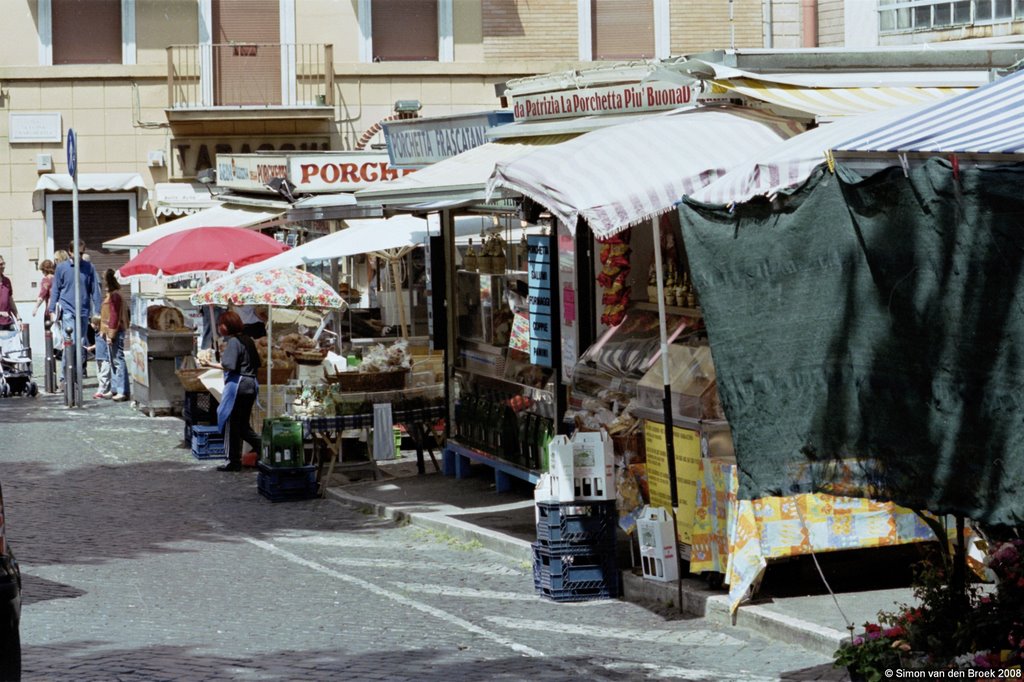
463, 238, 478, 272
538, 417, 554, 472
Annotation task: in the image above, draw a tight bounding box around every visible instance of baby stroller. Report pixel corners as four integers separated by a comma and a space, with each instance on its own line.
0, 323, 38, 397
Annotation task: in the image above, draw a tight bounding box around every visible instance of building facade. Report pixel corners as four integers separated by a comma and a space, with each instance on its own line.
2, 0, 1023, 349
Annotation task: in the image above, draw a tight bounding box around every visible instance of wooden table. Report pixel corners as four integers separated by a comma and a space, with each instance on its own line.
302, 403, 445, 495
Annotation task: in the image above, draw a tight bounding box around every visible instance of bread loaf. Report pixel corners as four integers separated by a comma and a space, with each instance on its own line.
146, 305, 185, 331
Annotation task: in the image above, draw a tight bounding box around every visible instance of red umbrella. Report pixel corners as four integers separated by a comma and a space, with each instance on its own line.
117, 227, 289, 282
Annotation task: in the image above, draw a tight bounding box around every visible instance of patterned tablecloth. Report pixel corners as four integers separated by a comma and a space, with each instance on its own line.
302, 405, 446, 437
690, 458, 942, 613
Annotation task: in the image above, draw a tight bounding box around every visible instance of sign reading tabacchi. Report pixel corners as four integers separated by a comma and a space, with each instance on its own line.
511, 81, 694, 122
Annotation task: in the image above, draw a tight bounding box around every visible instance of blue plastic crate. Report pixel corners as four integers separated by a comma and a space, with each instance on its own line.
191, 424, 226, 460
257, 462, 318, 502
535, 582, 619, 603
536, 500, 617, 549
532, 542, 620, 599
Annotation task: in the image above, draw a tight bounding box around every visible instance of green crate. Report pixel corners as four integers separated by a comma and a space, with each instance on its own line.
261, 417, 304, 468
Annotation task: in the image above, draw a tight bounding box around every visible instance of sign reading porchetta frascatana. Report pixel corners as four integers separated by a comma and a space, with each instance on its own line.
510, 81, 694, 122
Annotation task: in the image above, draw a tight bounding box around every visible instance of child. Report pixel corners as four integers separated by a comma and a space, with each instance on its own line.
89, 315, 112, 399
32, 259, 55, 317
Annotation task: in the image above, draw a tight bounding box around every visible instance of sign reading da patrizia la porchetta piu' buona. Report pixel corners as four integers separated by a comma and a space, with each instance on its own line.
511, 82, 693, 122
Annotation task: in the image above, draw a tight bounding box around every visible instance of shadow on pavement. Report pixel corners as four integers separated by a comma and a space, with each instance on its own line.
19, 640, 851, 681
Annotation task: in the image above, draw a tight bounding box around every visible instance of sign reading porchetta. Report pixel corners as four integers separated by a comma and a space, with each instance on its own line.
216, 152, 415, 194
510, 81, 693, 122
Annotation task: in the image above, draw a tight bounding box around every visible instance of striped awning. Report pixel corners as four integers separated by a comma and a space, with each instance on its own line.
486, 107, 805, 239
835, 68, 1024, 154
689, 102, 936, 206
649, 61, 978, 119
355, 135, 575, 208
712, 77, 971, 118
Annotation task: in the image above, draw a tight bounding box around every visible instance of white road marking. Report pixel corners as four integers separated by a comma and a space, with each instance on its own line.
485, 616, 748, 648
389, 581, 539, 601
245, 537, 547, 658
322, 555, 524, 576
601, 661, 779, 681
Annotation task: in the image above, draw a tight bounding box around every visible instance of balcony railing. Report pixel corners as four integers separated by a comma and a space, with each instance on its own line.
167, 43, 334, 109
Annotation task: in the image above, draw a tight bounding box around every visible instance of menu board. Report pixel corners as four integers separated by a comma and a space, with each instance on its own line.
527, 235, 553, 368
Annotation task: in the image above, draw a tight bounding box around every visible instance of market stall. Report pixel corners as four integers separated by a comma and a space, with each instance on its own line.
190, 265, 446, 491
127, 304, 195, 416
117, 227, 290, 417
478, 96, 982, 607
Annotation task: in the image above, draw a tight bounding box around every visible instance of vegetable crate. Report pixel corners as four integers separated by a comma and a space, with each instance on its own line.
257, 462, 318, 502
532, 542, 621, 602
535, 500, 617, 552
191, 424, 226, 460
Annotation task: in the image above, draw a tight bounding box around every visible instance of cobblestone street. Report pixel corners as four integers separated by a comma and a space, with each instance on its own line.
1, 388, 837, 681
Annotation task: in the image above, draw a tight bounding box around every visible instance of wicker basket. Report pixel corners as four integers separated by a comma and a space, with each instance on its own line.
325, 368, 408, 392
176, 368, 209, 393
265, 364, 296, 385
289, 348, 328, 365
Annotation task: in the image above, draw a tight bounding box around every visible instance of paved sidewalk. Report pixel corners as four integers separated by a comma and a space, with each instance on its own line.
323, 455, 916, 661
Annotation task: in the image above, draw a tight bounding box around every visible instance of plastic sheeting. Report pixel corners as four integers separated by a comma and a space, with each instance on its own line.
679, 159, 1024, 526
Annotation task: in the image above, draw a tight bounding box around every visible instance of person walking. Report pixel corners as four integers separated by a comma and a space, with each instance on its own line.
100, 269, 130, 401
48, 241, 101, 381
0, 255, 18, 331
201, 310, 261, 471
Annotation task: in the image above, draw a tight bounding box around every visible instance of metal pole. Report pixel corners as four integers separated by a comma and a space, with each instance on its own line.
72, 179, 83, 407
652, 219, 683, 610
44, 321, 55, 394
267, 308, 273, 420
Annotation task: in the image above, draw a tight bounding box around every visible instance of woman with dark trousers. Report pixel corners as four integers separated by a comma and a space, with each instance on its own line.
202, 310, 262, 471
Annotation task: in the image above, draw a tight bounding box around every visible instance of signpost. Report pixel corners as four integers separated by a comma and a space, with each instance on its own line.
67, 128, 82, 407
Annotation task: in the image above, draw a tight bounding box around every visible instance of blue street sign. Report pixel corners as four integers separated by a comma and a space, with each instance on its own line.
66, 128, 77, 179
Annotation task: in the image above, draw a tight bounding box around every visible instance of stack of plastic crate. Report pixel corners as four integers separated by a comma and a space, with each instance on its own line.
183, 391, 219, 444
532, 499, 619, 602
533, 429, 619, 602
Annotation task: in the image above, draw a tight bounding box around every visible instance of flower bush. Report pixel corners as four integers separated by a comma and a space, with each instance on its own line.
835, 539, 1024, 680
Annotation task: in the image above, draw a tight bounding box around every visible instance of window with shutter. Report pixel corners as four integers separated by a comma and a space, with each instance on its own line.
591, 0, 654, 61
212, 0, 281, 106
53, 200, 132, 277
372, 0, 438, 61
52, 0, 122, 65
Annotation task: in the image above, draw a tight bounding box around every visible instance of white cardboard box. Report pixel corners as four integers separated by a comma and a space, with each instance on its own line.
571, 430, 614, 501
637, 506, 679, 582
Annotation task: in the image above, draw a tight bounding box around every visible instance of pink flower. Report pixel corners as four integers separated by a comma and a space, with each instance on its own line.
884, 626, 906, 638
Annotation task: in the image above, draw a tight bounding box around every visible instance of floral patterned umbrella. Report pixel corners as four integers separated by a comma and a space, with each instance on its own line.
190, 267, 345, 310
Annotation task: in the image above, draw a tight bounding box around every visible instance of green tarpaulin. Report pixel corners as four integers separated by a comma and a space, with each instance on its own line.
678, 158, 1024, 526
